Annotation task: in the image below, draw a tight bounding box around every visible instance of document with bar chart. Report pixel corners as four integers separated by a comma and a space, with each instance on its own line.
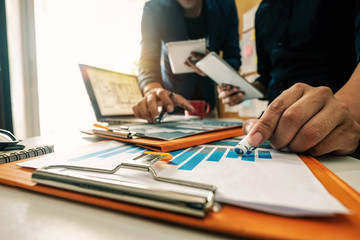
19, 139, 349, 216
152, 137, 349, 216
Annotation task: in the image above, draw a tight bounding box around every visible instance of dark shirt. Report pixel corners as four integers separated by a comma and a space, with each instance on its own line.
255, 0, 360, 103
138, 0, 241, 110
185, 7, 208, 102
184, 9, 208, 40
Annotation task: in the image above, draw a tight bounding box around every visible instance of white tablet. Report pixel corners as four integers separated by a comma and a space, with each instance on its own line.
196, 52, 264, 100
166, 38, 206, 74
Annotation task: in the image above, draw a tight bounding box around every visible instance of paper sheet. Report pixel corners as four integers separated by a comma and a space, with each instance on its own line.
19, 140, 349, 216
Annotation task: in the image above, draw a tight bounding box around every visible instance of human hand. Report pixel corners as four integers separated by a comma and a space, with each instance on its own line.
185, 51, 207, 76
132, 88, 195, 123
242, 83, 360, 156
217, 84, 245, 106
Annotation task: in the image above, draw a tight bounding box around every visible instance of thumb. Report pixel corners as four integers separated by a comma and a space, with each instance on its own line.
243, 119, 265, 147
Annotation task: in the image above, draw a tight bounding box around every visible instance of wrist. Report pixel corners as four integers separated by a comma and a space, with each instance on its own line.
143, 82, 163, 95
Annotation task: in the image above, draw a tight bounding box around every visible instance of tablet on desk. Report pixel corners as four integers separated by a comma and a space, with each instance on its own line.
166, 38, 206, 74
196, 52, 264, 100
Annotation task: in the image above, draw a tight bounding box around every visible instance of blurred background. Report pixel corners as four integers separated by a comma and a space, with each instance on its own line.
2, 0, 265, 139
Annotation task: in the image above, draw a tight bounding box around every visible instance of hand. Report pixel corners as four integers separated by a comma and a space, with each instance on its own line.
217, 84, 245, 106
242, 83, 360, 156
132, 88, 195, 123
184, 52, 207, 76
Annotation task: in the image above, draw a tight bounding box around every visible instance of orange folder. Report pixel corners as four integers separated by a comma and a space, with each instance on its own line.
83, 127, 244, 152
1, 154, 360, 239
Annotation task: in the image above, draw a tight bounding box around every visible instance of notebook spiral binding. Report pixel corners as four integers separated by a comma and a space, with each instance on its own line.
0, 145, 55, 164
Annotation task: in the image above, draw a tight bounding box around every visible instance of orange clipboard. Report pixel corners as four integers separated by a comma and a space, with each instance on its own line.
82, 127, 244, 152
1, 153, 360, 239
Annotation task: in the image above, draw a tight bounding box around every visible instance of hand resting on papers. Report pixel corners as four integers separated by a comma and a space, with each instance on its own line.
242, 83, 360, 156
132, 82, 195, 123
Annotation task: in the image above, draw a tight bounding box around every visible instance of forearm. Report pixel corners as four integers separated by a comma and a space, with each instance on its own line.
138, 43, 163, 91
138, 4, 163, 92
335, 62, 360, 123
143, 82, 163, 95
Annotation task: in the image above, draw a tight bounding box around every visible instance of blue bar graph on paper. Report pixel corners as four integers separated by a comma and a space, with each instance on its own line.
128, 147, 145, 154
169, 149, 187, 158
207, 147, 226, 162
206, 140, 238, 146
226, 149, 238, 159
69, 146, 126, 162
98, 146, 135, 158
169, 147, 201, 165
259, 141, 272, 149
241, 152, 255, 161
179, 147, 213, 170
258, 150, 272, 159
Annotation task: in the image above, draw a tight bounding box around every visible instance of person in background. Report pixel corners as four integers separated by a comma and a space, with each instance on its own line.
219, 0, 360, 156
133, 0, 241, 122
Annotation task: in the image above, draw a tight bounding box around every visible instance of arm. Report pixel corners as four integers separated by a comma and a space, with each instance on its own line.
137, 4, 163, 91
241, 2, 360, 156
335, 63, 360, 122
134, 4, 194, 122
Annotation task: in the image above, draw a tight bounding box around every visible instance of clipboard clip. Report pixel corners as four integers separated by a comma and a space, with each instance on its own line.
93, 123, 145, 139
32, 152, 218, 217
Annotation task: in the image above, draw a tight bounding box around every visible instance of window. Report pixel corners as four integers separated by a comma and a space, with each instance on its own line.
34, 0, 146, 135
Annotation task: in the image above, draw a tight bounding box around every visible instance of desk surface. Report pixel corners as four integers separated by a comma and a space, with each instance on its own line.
1, 132, 359, 240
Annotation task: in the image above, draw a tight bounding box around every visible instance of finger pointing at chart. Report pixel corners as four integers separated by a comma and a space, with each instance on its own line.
238, 83, 360, 157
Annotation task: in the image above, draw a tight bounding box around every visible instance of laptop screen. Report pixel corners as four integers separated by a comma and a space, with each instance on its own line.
79, 64, 143, 120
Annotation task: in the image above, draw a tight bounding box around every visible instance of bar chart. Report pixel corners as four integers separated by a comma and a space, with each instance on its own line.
62, 139, 272, 172
68, 144, 145, 162
168, 139, 273, 171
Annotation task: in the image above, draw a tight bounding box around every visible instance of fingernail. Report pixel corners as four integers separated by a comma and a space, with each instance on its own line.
244, 121, 254, 134
249, 132, 263, 146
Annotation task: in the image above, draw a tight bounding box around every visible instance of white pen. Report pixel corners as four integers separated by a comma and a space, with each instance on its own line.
234, 134, 257, 155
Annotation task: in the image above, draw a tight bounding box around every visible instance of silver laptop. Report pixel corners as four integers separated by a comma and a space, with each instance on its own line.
79, 64, 199, 125
79, 64, 146, 125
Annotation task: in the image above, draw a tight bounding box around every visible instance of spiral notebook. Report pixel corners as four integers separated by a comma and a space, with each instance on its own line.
0, 145, 55, 164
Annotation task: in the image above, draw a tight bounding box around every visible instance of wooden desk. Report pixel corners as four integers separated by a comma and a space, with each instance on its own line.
1, 132, 359, 239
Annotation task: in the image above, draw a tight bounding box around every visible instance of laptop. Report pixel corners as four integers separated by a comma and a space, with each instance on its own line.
79, 64, 199, 126
79, 64, 146, 125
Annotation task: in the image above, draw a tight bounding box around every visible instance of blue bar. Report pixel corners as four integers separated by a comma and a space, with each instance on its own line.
241, 152, 255, 162
69, 146, 126, 162
98, 146, 135, 158
169, 147, 201, 165
169, 149, 186, 158
259, 141, 272, 149
179, 147, 213, 171
207, 147, 226, 162
258, 150, 272, 159
128, 147, 145, 154
226, 149, 238, 159
206, 140, 238, 146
